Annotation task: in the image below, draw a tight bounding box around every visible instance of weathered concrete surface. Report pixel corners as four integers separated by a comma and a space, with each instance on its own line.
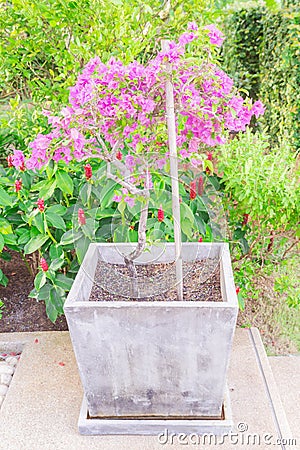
65, 243, 238, 418
0, 329, 296, 450
269, 355, 300, 441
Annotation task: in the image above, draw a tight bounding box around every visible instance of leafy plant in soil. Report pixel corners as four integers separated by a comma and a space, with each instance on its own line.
2, 23, 264, 320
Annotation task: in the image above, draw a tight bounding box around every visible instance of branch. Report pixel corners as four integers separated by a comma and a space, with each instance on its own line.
106, 164, 147, 197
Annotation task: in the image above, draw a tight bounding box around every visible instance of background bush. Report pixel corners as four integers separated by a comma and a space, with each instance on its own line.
0, 0, 214, 104
223, 3, 300, 149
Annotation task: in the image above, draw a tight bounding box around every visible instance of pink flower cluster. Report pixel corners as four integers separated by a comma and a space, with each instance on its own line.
17, 22, 264, 204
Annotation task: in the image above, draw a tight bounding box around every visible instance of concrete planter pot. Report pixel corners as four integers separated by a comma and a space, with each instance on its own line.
64, 242, 238, 424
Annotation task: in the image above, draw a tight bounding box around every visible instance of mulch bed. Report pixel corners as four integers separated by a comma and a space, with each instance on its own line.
89, 259, 222, 302
0, 251, 68, 333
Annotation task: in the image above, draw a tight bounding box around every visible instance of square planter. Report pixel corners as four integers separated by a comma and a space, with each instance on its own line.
64, 242, 238, 422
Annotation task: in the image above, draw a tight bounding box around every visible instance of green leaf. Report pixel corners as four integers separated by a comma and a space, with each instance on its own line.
46, 211, 66, 231
81, 218, 96, 240
47, 205, 67, 216
237, 292, 245, 310
4, 234, 17, 246
0, 269, 8, 287
100, 180, 117, 208
34, 271, 46, 290
0, 234, 4, 252
39, 179, 57, 200
55, 273, 73, 291
29, 288, 38, 299
0, 188, 13, 207
17, 229, 31, 245
113, 225, 129, 242
37, 284, 51, 300
33, 213, 45, 234
76, 236, 90, 263
24, 235, 49, 254
49, 244, 64, 260
180, 203, 195, 225
56, 170, 74, 196
49, 258, 64, 271
46, 299, 58, 323
181, 218, 194, 240
60, 230, 83, 245
0, 217, 13, 234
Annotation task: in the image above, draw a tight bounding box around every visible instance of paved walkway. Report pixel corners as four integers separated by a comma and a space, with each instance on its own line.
0, 329, 298, 450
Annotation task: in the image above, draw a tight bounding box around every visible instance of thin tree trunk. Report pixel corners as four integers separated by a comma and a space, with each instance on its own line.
162, 39, 183, 301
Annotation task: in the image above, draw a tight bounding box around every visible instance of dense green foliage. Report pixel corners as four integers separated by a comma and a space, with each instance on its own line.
223, 4, 300, 149
0, 0, 214, 103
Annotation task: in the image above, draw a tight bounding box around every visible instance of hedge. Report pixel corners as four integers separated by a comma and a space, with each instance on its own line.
223, 4, 300, 149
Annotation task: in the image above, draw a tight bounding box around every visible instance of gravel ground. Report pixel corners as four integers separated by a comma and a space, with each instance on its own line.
0, 351, 21, 409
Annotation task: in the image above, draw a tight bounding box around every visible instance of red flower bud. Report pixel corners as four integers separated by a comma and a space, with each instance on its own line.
40, 257, 48, 272
78, 208, 86, 225
190, 180, 197, 200
37, 198, 45, 212
242, 214, 249, 226
7, 155, 13, 168
20, 162, 25, 172
207, 152, 213, 161
116, 151, 123, 161
84, 163, 92, 180
15, 179, 22, 192
198, 176, 204, 196
236, 286, 240, 295
198, 236, 203, 243
157, 205, 164, 222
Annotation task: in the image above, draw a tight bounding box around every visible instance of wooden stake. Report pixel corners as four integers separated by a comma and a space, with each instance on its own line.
162, 40, 183, 301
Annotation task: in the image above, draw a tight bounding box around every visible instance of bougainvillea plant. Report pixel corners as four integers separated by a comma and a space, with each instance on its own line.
9, 22, 264, 301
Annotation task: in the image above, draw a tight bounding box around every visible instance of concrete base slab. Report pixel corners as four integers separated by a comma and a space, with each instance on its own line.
269, 355, 300, 441
78, 387, 233, 435
0, 328, 298, 450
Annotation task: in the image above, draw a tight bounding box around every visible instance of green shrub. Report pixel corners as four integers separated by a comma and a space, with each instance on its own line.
217, 130, 300, 259
0, 0, 212, 104
223, 4, 300, 149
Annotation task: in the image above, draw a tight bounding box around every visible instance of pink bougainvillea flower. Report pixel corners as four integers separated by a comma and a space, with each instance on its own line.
187, 21, 198, 31
124, 197, 135, 208
251, 100, 265, 118
125, 154, 135, 169
191, 158, 202, 168
78, 208, 86, 225
156, 158, 166, 169
12, 150, 25, 169
40, 258, 48, 272
204, 24, 225, 47
113, 194, 122, 202
179, 32, 198, 46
